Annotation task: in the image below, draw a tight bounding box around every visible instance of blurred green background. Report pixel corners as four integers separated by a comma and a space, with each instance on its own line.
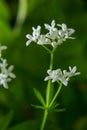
0, 0, 87, 130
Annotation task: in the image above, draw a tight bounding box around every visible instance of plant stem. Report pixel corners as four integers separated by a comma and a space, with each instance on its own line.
42, 45, 51, 54
50, 52, 53, 70
46, 52, 54, 106
49, 83, 62, 108
40, 51, 54, 130
40, 110, 48, 130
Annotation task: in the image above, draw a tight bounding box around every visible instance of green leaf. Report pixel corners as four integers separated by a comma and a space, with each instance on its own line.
33, 88, 45, 106
31, 104, 44, 110
9, 120, 39, 130
53, 108, 66, 112
50, 103, 60, 110
0, 111, 13, 130
48, 103, 60, 112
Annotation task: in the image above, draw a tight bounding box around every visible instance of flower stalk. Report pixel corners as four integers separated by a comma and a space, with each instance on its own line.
25, 20, 80, 130
40, 49, 54, 130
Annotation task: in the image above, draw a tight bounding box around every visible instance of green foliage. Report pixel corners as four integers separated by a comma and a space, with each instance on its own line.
0, 111, 13, 130
33, 88, 45, 106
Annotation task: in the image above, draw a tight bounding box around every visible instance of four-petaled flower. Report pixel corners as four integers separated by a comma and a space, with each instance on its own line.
44, 20, 57, 33
57, 23, 75, 44
26, 25, 41, 46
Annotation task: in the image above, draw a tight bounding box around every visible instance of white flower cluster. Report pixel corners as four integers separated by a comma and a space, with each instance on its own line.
44, 66, 80, 86
0, 45, 16, 88
26, 20, 75, 48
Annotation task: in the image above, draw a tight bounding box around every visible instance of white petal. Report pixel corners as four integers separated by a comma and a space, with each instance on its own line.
72, 66, 77, 73
44, 24, 51, 30
9, 73, 16, 78
68, 29, 75, 35
26, 34, 32, 39
44, 76, 50, 81
37, 25, 41, 30
8, 65, 14, 72
3, 81, 8, 89
47, 69, 52, 75
26, 40, 32, 46
52, 42, 57, 47
62, 23, 67, 31
69, 66, 72, 71
51, 20, 55, 27
74, 72, 80, 76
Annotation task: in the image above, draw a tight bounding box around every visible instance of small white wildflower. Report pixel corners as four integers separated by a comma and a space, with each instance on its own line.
44, 69, 68, 86
44, 20, 57, 33
44, 66, 80, 86
0, 58, 16, 89
37, 35, 51, 45
44, 20, 59, 40
26, 20, 75, 48
57, 23, 75, 40
26, 25, 41, 46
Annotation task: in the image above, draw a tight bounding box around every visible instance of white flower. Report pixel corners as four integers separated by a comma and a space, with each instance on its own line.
44, 20, 59, 40
26, 25, 41, 46
0, 58, 16, 88
57, 23, 75, 40
44, 69, 68, 86
44, 20, 57, 33
44, 66, 80, 86
37, 35, 51, 45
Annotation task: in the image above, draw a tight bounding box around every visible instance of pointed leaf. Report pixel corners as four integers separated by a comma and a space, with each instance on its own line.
50, 103, 60, 110
53, 108, 66, 112
31, 104, 44, 110
33, 88, 45, 106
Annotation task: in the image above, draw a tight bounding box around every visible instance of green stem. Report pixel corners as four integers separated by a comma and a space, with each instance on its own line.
50, 52, 53, 70
49, 83, 62, 108
46, 52, 54, 106
40, 50, 54, 130
42, 45, 51, 54
40, 110, 48, 130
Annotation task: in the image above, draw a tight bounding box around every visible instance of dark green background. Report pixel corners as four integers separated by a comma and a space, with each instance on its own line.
0, 0, 87, 130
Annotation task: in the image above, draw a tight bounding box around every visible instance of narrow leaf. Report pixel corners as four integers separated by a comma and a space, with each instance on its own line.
53, 108, 66, 112
31, 104, 44, 110
51, 103, 60, 110
33, 88, 45, 106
